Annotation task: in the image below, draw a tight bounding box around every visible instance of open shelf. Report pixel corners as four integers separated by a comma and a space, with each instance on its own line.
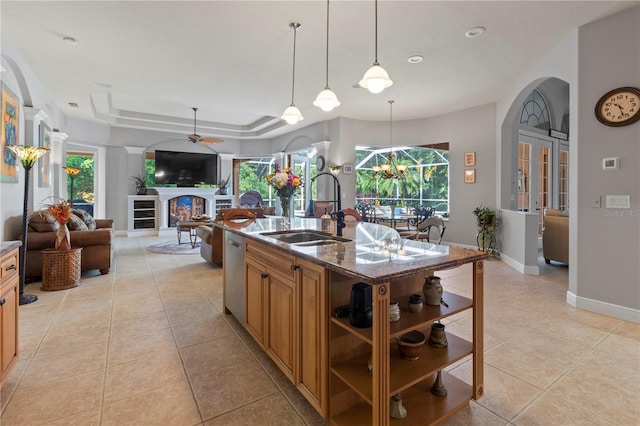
330, 333, 472, 402
330, 371, 471, 426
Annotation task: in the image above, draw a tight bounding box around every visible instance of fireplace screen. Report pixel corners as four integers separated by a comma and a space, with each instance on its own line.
168, 196, 205, 227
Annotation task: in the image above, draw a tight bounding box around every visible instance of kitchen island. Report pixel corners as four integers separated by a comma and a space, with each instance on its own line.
216, 217, 487, 425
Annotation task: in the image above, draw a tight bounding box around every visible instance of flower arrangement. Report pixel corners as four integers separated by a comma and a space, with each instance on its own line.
266, 162, 302, 198
41, 197, 72, 224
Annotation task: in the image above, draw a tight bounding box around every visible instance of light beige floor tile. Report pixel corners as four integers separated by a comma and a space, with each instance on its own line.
190, 359, 278, 420
0, 358, 28, 412
1, 369, 104, 425
19, 342, 107, 388
613, 320, 640, 341
165, 303, 219, 328
172, 314, 235, 348
103, 349, 186, 403
281, 387, 329, 426
204, 393, 304, 425
107, 327, 177, 365
485, 328, 591, 389
180, 335, 252, 377
512, 393, 615, 425
449, 362, 542, 421
42, 407, 101, 425
110, 309, 170, 337
441, 400, 510, 426
37, 321, 110, 355
101, 379, 201, 426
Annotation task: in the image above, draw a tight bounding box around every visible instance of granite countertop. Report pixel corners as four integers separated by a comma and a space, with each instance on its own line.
0, 241, 22, 257
215, 217, 487, 284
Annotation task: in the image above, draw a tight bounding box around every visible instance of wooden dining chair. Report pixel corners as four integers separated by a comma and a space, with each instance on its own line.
341, 208, 362, 222
399, 215, 446, 244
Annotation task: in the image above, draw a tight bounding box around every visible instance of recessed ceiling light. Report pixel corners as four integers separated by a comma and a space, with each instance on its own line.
465, 26, 486, 38
408, 55, 423, 64
62, 36, 78, 46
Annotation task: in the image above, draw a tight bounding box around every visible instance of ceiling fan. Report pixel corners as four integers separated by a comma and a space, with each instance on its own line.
187, 107, 223, 144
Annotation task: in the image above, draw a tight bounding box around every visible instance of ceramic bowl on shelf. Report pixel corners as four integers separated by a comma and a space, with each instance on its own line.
395, 330, 426, 360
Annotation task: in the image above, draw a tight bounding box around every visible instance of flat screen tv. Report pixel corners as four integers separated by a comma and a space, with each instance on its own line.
154, 150, 218, 187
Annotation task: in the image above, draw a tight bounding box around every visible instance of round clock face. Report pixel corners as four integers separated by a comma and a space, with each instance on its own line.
595, 87, 640, 127
316, 155, 325, 172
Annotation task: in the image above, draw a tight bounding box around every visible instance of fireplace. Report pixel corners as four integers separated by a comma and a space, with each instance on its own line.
168, 196, 205, 227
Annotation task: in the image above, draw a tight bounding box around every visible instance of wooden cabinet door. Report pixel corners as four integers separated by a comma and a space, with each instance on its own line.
297, 259, 328, 417
266, 271, 297, 383
1, 277, 18, 380
245, 256, 266, 348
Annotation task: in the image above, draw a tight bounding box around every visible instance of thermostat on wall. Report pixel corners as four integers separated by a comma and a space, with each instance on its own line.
602, 157, 619, 170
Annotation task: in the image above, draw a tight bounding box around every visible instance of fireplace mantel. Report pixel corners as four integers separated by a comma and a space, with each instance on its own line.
148, 187, 235, 231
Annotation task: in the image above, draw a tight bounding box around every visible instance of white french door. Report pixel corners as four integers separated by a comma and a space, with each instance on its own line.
518, 132, 553, 236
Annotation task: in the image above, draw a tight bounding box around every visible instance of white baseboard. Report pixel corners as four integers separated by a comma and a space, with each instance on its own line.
500, 252, 540, 275
567, 291, 640, 324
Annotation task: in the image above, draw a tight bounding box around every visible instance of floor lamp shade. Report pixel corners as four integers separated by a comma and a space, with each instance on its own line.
7, 145, 49, 305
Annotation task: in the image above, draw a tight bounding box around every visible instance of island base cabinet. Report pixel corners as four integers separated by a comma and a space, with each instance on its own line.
245, 257, 266, 348
266, 272, 297, 383
297, 258, 328, 418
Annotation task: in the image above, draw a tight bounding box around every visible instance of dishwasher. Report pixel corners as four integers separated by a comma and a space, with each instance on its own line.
224, 230, 245, 324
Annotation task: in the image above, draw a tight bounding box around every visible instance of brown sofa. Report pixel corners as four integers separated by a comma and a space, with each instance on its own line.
196, 208, 264, 265
24, 213, 114, 280
542, 209, 568, 264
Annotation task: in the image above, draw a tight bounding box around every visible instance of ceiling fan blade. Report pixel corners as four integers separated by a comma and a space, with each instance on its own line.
199, 137, 223, 144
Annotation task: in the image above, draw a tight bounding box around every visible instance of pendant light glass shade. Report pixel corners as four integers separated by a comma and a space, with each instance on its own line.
359, 63, 393, 94
359, 0, 393, 94
281, 105, 304, 125
282, 22, 303, 124
313, 89, 340, 112
314, 0, 340, 112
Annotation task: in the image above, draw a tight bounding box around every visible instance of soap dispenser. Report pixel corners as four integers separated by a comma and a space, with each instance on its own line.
321, 209, 331, 233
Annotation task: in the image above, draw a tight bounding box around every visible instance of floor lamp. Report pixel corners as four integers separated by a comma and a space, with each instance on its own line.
8, 145, 49, 305
63, 166, 81, 207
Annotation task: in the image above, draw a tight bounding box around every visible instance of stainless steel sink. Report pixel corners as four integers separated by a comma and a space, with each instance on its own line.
261, 230, 350, 244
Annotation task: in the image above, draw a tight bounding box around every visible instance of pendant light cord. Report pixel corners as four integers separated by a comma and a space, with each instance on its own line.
290, 23, 300, 106
325, 0, 330, 88
389, 100, 394, 152
374, 0, 379, 64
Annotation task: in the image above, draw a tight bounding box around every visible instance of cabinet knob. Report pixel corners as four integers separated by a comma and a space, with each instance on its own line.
5, 264, 16, 271
0, 298, 5, 306
291, 264, 300, 271
261, 273, 269, 279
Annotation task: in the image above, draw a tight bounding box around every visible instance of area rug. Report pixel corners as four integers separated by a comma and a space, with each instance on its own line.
146, 241, 200, 255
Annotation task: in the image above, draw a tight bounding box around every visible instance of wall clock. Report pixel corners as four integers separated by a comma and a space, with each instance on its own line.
316, 155, 325, 172
594, 86, 640, 127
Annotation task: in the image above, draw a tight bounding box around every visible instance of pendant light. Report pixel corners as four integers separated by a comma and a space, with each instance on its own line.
359, 0, 393, 94
282, 22, 304, 125
313, 0, 340, 112
374, 100, 406, 180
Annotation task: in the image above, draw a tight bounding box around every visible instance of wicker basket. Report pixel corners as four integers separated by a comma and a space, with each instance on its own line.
41, 248, 82, 291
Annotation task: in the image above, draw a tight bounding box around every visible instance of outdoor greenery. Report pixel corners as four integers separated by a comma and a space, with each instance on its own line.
65, 154, 94, 203
355, 147, 449, 212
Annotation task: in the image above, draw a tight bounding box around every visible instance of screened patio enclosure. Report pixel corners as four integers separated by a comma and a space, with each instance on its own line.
355, 145, 450, 214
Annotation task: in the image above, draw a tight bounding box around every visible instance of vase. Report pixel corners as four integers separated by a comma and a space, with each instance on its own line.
431, 370, 448, 397
54, 223, 71, 250
423, 275, 443, 306
279, 196, 294, 226
428, 322, 448, 348
390, 393, 408, 419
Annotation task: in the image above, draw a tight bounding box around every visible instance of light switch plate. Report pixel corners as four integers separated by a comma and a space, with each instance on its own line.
605, 195, 630, 209
602, 157, 619, 170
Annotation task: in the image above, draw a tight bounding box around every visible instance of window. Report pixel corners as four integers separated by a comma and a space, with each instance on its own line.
65, 152, 94, 204
238, 157, 276, 206
355, 145, 449, 213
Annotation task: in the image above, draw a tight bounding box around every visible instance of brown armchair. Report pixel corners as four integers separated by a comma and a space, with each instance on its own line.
542, 209, 568, 264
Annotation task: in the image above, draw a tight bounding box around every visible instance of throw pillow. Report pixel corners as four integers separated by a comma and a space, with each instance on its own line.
73, 209, 97, 230
29, 212, 60, 232
67, 213, 89, 231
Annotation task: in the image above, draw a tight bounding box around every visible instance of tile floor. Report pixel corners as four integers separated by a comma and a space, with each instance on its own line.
1, 236, 638, 425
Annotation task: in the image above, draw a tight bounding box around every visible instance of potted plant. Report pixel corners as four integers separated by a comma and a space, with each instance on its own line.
473, 205, 498, 256
218, 175, 230, 195
131, 174, 148, 195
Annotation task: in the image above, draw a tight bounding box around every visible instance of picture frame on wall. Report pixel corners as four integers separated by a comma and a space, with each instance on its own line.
1, 83, 20, 183
342, 164, 354, 174
38, 121, 52, 187
464, 151, 476, 167
464, 169, 476, 184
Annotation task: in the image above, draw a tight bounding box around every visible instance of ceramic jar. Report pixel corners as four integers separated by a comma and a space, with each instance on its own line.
423, 275, 443, 306
389, 301, 401, 322
390, 393, 407, 419
408, 294, 423, 313
428, 322, 448, 348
